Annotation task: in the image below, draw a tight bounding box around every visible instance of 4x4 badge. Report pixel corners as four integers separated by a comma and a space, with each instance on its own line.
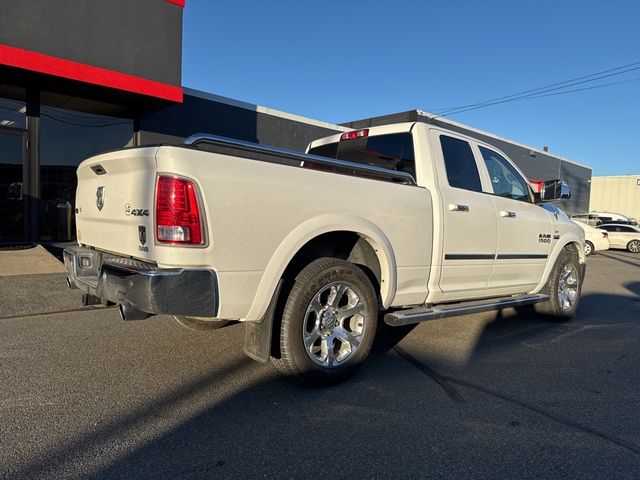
96, 186, 105, 211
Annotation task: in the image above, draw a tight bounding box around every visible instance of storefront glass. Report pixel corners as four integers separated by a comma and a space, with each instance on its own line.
0, 96, 26, 243
40, 104, 133, 241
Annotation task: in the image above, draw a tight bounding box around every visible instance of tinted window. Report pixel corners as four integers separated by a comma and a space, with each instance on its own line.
479, 146, 529, 202
308, 142, 338, 159
439, 135, 482, 192
308, 133, 415, 177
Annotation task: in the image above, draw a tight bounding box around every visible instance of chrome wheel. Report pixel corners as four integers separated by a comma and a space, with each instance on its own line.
303, 281, 366, 368
557, 264, 578, 311
628, 240, 640, 253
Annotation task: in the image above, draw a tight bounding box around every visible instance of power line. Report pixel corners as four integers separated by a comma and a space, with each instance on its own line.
426, 60, 640, 118
519, 76, 640, 101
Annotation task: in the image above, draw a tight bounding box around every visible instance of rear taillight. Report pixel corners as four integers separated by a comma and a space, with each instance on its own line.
602, 232, 608, 239
340, 129, 369, 141
155, 176, 203, 245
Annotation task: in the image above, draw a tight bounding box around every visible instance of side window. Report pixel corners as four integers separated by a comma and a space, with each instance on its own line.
479, 146, 529, 202
439, 135, 482, 192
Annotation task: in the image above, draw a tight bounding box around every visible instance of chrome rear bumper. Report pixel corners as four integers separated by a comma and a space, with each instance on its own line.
64, 246, 218, 317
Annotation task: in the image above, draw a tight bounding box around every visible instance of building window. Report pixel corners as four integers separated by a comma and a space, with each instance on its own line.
40, 104, 133, 241
0, 95, 26, 243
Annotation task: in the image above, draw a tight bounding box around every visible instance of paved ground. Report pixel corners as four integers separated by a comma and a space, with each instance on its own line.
0, 245, 67, 277
1, 250, 639, 479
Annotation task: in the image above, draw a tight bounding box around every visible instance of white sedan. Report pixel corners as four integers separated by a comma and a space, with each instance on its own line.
597, 224, 640, 253
574, 221, 610, 256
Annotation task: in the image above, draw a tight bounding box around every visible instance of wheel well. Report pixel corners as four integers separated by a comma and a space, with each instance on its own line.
270, 231, 383, 358
282, 231, 382, 294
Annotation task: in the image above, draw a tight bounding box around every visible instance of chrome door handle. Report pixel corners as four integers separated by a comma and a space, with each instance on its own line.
448, 204, 469, 212
500, 210, 516, 218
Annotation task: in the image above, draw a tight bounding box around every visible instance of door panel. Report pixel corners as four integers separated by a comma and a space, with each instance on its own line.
440, 188, 497, 292
476, 145, 553, 289
0, 130, 25, 242
489, 196, 552, 288
433, 132, 497, 293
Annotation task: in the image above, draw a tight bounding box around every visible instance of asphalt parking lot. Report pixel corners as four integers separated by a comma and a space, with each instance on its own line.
1, 250, 639, 479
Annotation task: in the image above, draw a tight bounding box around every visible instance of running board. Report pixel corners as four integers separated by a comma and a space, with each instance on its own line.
384, 294, 550, 327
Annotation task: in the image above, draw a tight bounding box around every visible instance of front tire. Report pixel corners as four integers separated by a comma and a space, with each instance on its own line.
535, 245, 582, 320
627, 240, 640, 253
272, 258, 378, 386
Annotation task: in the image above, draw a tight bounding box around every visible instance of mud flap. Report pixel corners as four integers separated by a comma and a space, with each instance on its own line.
243, 280, 282, 363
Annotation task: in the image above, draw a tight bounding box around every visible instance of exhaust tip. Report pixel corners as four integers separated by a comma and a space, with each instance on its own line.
118, 303, 151, 321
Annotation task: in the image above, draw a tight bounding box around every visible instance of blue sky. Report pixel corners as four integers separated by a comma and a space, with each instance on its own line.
182, 1, 639, 176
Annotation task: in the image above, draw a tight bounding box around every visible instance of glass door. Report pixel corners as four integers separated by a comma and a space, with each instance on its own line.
0, 129, 26, 242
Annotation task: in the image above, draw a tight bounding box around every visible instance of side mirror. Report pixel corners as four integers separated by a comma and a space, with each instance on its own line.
539, 179, 571, 202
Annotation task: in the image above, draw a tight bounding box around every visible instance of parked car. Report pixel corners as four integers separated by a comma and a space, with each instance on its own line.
571, 213, 602, 227
597, 224, 640, 253
589, 212, 637, 226
574, 221, 610, 256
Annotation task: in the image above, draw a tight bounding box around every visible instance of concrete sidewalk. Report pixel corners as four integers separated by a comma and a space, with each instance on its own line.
0, 244, 85, 318
0, 244, 66, 277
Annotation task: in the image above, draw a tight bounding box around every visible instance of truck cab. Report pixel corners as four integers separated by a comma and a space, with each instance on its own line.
308, 122, 583, 305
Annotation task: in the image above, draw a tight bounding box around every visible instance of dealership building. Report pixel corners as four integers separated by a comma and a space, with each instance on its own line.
0, 0, 592, 245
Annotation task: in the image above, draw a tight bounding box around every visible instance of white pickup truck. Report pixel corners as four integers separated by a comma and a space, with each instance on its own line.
64, 122, 585, 385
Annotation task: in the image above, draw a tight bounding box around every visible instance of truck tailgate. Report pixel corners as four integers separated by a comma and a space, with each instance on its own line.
75, 147, 158, 261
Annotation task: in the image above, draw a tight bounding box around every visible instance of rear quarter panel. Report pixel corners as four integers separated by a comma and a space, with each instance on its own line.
155, 146, 434, 320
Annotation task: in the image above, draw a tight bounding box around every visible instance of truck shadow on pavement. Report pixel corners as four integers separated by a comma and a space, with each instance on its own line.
9, 288, 640, 479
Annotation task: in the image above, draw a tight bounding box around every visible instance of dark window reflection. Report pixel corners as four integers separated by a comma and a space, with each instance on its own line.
40, 105, 133, 241
0, 131, 25, 242
0, 96, 26, 243
0, 97, 26, 129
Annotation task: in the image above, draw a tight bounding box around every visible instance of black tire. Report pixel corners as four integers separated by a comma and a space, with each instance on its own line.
272, 257, 378, 386
584, 241, 594, 256
627, 240, 640, 253
534, 245, 582, 320
172, 316, 232, 331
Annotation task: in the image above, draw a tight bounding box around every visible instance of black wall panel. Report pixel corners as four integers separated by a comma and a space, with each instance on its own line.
0, 0, 182, 86
138, 94, 341, 151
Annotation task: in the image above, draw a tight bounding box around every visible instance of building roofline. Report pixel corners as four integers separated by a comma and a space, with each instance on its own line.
416, 110, 591, 170
591, 174, 640, 178
184, 87, 349, 132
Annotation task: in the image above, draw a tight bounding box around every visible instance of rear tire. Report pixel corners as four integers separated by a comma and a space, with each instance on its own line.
534, 245, 582, 321
627, 240, 640, 253
272, 258, 378, 386
584, 241, 594, 256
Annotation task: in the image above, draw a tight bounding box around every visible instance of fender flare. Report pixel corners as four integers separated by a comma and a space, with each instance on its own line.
533, 234, 585, 293
242, 213, 397, 322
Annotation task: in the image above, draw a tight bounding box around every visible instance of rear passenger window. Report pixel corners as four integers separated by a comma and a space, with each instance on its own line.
439, 135, 482, 192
